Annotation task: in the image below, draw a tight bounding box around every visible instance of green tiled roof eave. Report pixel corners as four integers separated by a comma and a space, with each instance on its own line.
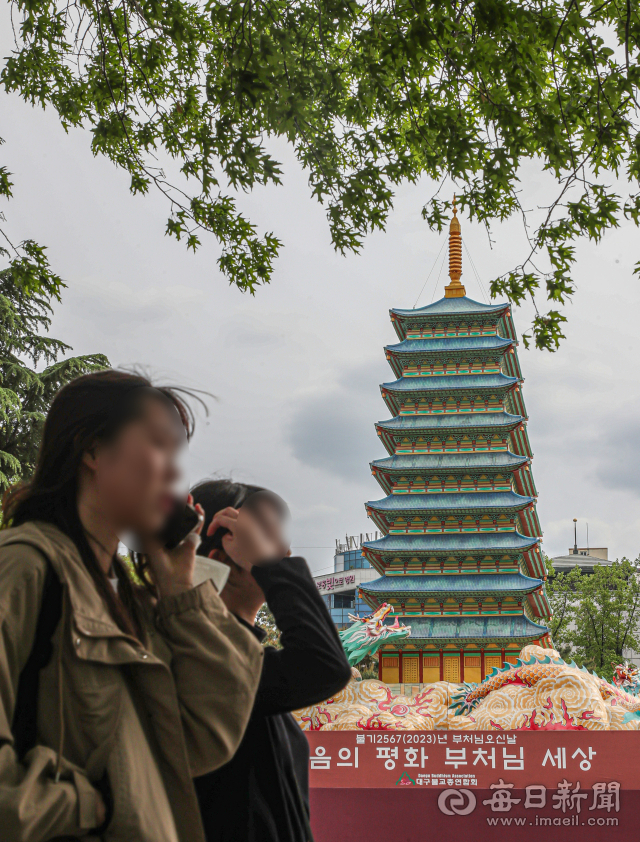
510, 423, 533, 459
381, 373, 518, 394
527, 588, 552, 618
386, 614, 548, 640
390, 297, 509, 318
385, 336, 513, 354
376, 411, 523, 433
502, 351, 522, 380
366, 490, 533, 515
366, 532, 540, 554
360, 572, 543, 596
371, 452, 529, 472
362, 532, 540, 556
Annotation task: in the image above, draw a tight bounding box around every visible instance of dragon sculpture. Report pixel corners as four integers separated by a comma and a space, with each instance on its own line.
338, 602, 411, 666
612, 661, 640, 696
449, 655, 640, 717
294, 644, 640, 732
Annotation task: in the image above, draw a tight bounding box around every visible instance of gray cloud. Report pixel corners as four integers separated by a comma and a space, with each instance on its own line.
592, 417, 640, 496
288, 358, 389, 482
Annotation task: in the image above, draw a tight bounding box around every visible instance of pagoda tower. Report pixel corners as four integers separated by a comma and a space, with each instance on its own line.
360, 200, 551, 687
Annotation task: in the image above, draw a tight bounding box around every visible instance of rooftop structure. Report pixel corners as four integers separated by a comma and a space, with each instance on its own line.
314, 535, 379, 628
359, 199, 551, 686
552, 519, 610, 575
551, 553, 613, 575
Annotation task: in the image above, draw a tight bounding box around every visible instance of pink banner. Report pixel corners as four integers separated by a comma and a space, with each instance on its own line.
308, 731, 640, 841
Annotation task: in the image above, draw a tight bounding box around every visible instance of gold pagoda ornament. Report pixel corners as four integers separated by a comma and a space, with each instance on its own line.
444, 195, 466, 298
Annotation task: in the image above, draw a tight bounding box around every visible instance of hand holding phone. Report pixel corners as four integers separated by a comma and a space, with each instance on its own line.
145, 496, 205, 597
160, 502, 202, 550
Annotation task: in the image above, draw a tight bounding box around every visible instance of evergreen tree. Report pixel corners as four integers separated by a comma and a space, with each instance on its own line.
0, 267, 108, 490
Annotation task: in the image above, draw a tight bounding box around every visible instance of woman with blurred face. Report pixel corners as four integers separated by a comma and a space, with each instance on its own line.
191, 479, 351, 842
0, 371, 269, 842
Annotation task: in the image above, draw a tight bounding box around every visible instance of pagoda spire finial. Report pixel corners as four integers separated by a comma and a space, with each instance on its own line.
444, 194, 466, 298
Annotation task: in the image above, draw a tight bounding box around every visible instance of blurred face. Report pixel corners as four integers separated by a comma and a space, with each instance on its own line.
245, 496, 290, 559
83, 396, 186, 535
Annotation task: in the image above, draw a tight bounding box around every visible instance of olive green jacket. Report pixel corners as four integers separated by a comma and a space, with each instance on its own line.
0, 521, 264, 842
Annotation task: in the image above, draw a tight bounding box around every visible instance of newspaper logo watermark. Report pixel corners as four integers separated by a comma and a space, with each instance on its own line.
438, 788, 477, 816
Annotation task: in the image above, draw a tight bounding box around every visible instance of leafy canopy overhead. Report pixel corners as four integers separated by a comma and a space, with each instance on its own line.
0, 267, 108, 490
2, 0, 640, 348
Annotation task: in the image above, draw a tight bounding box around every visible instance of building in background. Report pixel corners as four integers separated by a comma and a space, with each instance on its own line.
358, 201, 551, 687
551, 551, 611, 575
552, 519, 611, 575
313, 535, 380, 628
571, 547, 608, 560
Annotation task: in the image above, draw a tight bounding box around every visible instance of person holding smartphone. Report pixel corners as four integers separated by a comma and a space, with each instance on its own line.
0, 371, 272, 842
191, 479, 351, 842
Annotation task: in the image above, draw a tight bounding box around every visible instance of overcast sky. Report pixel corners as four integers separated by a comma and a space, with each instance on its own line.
4, 37, 640, 575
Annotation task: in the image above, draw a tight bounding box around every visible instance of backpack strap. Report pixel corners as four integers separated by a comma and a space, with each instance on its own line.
12, 559, 63, 759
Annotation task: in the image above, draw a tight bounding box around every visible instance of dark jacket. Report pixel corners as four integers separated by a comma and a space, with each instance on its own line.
194, 557, 351, 842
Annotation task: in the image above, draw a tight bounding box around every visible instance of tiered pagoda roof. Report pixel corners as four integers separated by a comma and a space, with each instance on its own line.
361, 199, 551, 686
362, 531, 540, 559
361, 572, 542, 596
386, 615, 546, 644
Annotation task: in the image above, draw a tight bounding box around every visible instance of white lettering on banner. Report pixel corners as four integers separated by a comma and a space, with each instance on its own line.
362, 733, 519, 745
310, 746, 331, 770
452, 734, 514, 744
571, 747, 596, 770
336, 747, 358, 768
445, 748, 467, 770
418, 774, 478, 787
542, 747, 567, 768
503, 747, 524, 770
315, 574, 356, 592
473, 747, 495, 768
404, 747, 429, 768
362, 732, 519, 745
376, 747, 399, 770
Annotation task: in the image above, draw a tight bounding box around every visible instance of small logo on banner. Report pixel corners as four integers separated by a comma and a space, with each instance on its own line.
438, 789, 477, 816
395, 773, 416, 786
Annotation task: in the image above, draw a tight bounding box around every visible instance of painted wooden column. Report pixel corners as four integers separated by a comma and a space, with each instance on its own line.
480, 649, 485, 679
378, 651, 382, 680
501, 647, 506, 668
398, 650, 404, 684
439, 649, 444, 681
419, 650, 424, 684
459, 649, 465, 682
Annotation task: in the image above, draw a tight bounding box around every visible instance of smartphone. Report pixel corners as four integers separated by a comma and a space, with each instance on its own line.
160, 502, 201, 550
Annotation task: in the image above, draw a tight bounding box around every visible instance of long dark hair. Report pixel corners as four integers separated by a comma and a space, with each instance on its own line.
190, 479, 288, 560
4, 370, 198, 640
